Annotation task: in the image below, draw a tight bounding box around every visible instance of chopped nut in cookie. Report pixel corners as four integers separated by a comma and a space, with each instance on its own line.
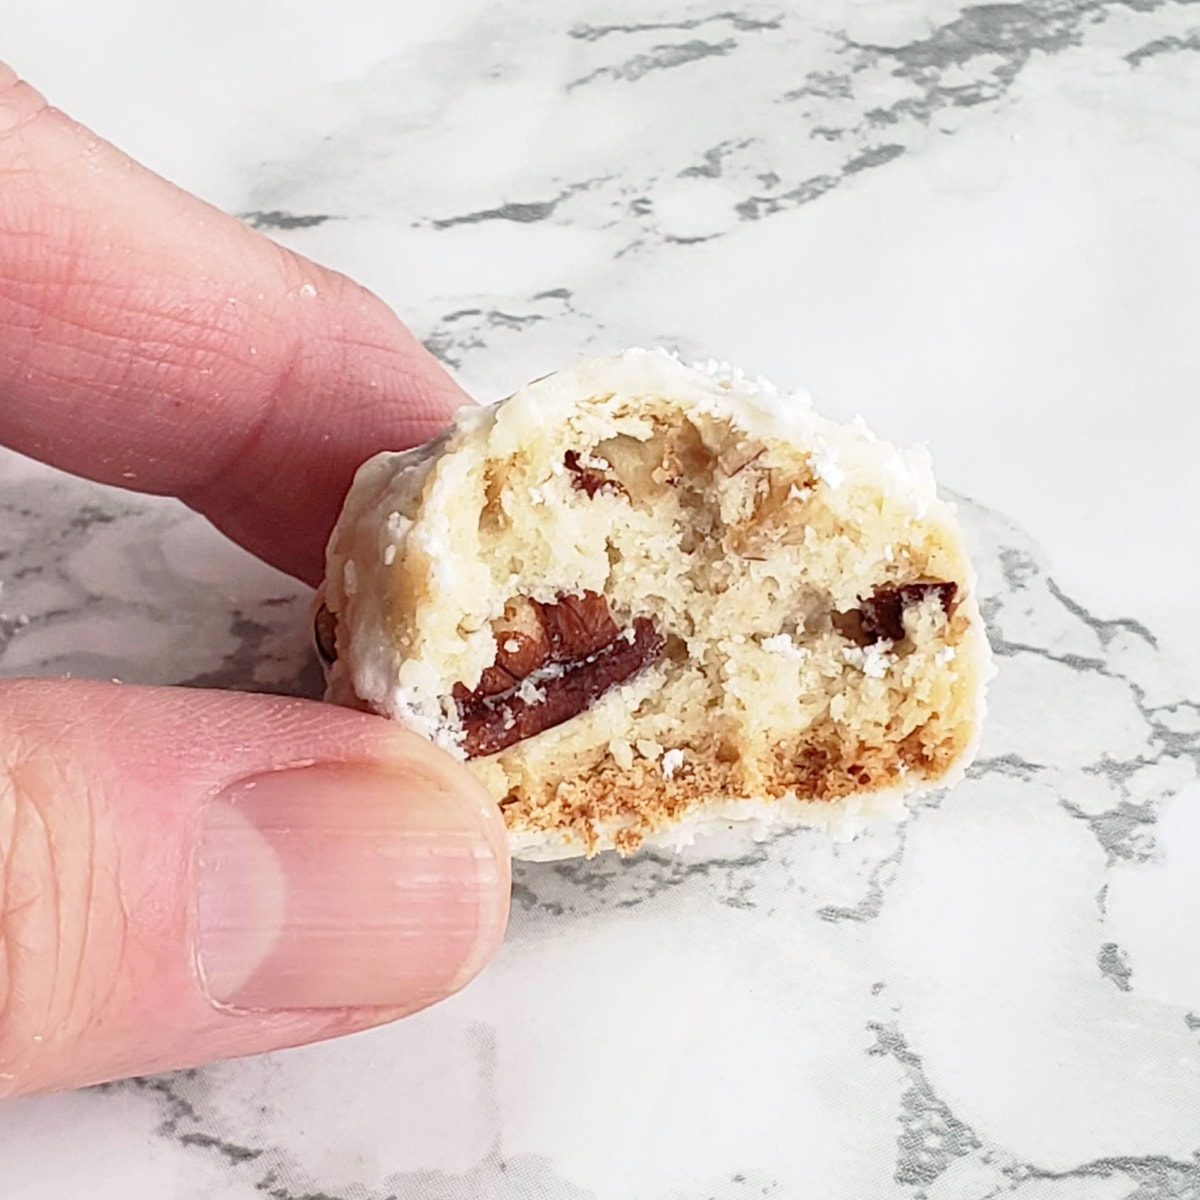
454, 597, 664, 757
835, 581, 958, 647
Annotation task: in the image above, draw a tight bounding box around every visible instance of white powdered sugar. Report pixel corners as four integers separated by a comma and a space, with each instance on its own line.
516, 677, 547, 705
390, 688, 465, 758
762, 633, 808, 660
842, 643, 896, 679
690, 357, 781, 399
810, 440, 845, 489
661, 748, 685, 780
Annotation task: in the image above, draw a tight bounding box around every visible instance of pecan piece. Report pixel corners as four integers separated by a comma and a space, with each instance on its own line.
835, 581, 958, 646
471, 630, 547, 697
458, 617, 663, 758
534, 591, 619, 660
717, 440, 766, 477
453, 591, 663, 756
314, 603, 338, 664
564, 450, 626, 498
458, 590, 619, 704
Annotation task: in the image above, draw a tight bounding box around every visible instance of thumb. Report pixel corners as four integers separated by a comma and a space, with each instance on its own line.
0, 679, 510, 1097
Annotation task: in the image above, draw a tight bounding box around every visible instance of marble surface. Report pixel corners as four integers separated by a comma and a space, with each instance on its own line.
3, 1, 1200, 1196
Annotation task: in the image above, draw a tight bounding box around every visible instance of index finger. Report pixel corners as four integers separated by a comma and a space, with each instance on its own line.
0, 63, 467, 585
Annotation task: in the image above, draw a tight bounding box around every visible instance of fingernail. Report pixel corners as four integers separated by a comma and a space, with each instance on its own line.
196, 764, 508, 1010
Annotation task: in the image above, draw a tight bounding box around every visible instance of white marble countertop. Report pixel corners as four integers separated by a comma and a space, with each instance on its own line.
3, 2, 1200, 1197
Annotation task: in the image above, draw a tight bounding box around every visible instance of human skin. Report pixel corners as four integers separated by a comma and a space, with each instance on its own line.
0, 62, 511, 1098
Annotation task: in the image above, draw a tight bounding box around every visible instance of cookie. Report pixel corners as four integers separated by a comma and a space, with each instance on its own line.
317, 349, 993, 859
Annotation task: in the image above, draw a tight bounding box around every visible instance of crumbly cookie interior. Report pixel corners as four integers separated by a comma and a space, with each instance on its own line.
341, 389, 986, 856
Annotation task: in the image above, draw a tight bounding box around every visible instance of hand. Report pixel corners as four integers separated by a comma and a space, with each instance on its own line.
0, 64, 510, 1097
